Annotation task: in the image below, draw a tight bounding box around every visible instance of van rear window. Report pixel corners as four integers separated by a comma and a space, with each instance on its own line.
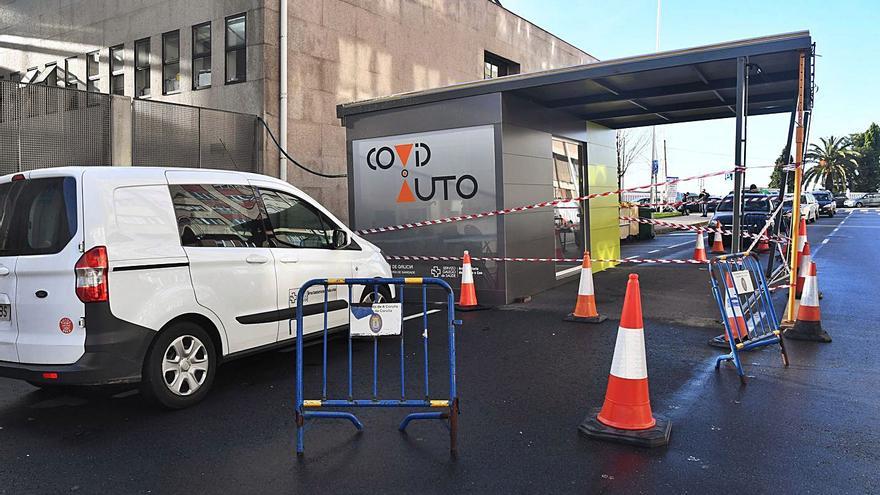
0, 177, 77, 256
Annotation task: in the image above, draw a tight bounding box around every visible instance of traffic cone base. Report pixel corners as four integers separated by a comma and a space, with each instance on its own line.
786, 262, 831, 343
579, 408, 672, 448
564, 252, 607, 324
578, 274, 671, 448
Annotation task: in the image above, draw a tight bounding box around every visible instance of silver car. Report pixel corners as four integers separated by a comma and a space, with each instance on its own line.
848, 192, 880, 208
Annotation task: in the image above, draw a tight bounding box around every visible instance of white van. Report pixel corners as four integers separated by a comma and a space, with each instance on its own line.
0, 167, 393, 408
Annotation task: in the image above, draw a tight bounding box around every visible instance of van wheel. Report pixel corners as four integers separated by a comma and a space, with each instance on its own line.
141, 322, 216, 409
360, 284, 393, 304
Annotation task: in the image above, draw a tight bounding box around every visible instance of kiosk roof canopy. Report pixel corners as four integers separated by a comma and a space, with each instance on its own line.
337, 31, 812, 129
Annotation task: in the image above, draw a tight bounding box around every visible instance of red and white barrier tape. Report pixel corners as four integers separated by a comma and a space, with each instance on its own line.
617, 216, 788, 242
624, 196, 766, 209
385, 255, 708, 264
357, 167, 742, 235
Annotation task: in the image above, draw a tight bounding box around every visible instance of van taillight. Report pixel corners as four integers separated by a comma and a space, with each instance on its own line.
75, 246, 108, 303
11, 174, 25, 181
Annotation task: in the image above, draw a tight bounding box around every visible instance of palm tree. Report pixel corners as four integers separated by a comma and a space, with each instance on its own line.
803, 136, 859, 193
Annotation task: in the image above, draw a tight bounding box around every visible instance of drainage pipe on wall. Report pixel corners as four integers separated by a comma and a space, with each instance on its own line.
279, 0, 288, 181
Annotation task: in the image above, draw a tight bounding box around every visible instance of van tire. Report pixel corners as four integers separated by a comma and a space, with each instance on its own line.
141, 322, 217, 409
360, 284, 393, 304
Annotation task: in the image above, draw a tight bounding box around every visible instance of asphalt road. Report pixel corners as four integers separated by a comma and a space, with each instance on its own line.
0, 208, 877, 494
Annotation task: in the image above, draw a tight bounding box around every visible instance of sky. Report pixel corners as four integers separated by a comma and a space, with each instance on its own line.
502, 0, 880, 195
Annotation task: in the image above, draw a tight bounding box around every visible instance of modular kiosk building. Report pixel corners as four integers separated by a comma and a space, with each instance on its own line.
338, 32, 813, 305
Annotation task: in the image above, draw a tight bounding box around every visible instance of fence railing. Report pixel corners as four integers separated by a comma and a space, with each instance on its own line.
0, 80, 262, 175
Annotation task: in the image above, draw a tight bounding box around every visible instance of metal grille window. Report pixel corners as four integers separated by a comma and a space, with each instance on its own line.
10, 73, 21, 84
192, 22, 211, 90
42, 63, 59, 87
225, 14, 246, 84
86, 51, 99, 92
162, 31, 180, 94
135, 38, 151, 97
64, 57, 78, 88
110, 45, 124, 95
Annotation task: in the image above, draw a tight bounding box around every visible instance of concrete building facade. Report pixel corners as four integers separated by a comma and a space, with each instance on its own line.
0, 0, 594, 219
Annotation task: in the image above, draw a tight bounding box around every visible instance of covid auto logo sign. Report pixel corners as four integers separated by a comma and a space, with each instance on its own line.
365, 142, 478, 203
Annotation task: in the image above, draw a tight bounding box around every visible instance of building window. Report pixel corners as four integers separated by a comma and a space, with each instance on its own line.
483, 51, 520, 79
162, 30, 180, 94
110, 45, 124, 95
64, 57, 78, 88
86, 51, 99, 92
225, 13, 246, 84
135, 38, 151, 97
192, 22, 212, 90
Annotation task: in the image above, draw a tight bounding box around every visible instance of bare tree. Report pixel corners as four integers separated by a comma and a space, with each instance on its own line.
616, 129, 651, 192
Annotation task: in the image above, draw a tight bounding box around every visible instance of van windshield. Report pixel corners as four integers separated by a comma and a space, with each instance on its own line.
0, 177, 77, 256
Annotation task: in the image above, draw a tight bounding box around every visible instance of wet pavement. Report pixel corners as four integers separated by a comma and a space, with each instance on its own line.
0, 209, 877, 494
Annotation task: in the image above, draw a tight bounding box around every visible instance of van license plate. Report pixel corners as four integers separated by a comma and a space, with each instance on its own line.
0, 304, 9, 321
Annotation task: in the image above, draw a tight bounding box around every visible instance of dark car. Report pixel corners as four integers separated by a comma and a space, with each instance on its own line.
834, 194, 848, 208
810, 190, 836, 217
677, 193, 716, 214
708, 193, 775, 246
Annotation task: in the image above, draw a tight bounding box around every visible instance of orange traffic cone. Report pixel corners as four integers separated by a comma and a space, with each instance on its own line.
786, 262, 831, 342
579, 274, 671, 447
564, 252, 607, 324
708, 273, 750, 348
456, 250, 488, 312
795, 241, 812, 297
710, 231, 725, 254
693, 230, 708, 261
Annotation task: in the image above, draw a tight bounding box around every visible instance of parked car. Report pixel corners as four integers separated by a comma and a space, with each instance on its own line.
845, 192, 880, 207
782, 192, 820, 223
0, 167, 394, 408
708, 194, 775, 246
810, 190, 837, 217
706, 196, 722, 213
834, 194, 848, 208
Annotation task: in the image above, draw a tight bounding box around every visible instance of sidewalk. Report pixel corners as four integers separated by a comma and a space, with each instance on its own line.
652, 213, 710, 234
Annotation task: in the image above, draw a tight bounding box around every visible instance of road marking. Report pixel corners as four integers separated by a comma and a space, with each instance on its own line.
648, 249, 660, 253
668, 241, 692, 249
626, 255, 639, 259
822, 239, 829, 244
404, 309, 441, 321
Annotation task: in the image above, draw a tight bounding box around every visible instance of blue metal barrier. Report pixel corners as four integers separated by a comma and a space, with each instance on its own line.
294, 277, 461, 456
709, 253, 790, 383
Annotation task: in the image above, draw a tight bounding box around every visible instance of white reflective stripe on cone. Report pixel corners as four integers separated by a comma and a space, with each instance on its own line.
797, 234, 806, 253
578, 268, 594, 295
461, 264, 473, 284
801, 275, 819, 306
609, 326, 648, 380
799, 254, 811, 276
696, 232, 705, 248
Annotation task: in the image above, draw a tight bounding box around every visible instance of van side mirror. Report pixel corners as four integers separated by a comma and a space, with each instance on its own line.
332, 229, 349, 249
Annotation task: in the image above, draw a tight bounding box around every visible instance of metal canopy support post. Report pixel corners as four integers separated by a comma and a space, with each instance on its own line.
732, 56, 748, 252
784, 50, 808, 324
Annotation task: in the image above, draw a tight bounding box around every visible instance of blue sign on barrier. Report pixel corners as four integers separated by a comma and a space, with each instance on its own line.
709, 252, 790, 383
294, 277, 461, 456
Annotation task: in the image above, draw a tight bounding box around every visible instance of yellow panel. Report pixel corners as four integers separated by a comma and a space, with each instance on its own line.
430, 400, 450, 407
303, 400, 322, 407
404, 277, 424, 284
586, 123, 621, 273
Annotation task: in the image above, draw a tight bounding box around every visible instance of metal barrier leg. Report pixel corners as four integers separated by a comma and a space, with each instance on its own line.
295, 411, 305, 456
399, 412, 446, 431
449, 398, 459, 456
306, 411, 365, 430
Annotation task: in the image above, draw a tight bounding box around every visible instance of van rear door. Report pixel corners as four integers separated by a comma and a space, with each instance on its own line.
0, 172, 85, 365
